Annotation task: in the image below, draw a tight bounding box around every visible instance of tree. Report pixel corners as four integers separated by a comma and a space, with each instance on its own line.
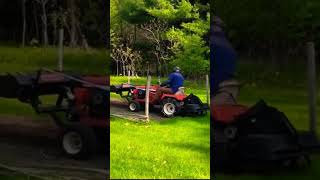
22, 0, 27, 47
166, 16, 210, 78
147, 0, 210, 78
111, 0, 210, 78
34, 0, 50, 47
141, 19, 169, 80
111, 21, 143, 76
69, 0, 77, 47
214, 0, 320, 64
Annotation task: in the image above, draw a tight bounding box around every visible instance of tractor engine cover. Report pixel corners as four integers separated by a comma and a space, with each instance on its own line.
132, 88, 146, 99
89, 88, 109, 117
137, 89, 146, 99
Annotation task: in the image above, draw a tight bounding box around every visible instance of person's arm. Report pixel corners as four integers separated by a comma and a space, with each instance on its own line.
160, 80, 169, 86
168, 73, 174, 83
161, 73, 174, 87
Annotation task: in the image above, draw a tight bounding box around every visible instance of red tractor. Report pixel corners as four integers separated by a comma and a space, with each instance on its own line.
0, 69, 109, 159
111, 84, 208, 117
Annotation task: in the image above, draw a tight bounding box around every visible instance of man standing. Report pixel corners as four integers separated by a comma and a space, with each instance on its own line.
152, 66, 184, 104
211, 16, 237, 95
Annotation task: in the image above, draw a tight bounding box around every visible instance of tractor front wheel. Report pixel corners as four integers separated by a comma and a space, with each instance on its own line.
128, 101, 140, 112
60, 124, 97, 159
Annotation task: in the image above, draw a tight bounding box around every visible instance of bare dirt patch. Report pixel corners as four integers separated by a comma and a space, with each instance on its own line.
110, 98, 164, 121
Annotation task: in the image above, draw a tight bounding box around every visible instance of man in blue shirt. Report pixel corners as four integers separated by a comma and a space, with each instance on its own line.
211, 16, 237, 95
152, 66, 184, 104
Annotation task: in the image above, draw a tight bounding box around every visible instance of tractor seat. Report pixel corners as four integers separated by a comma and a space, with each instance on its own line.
212, 105, 249, 124
175, 87, 185, 95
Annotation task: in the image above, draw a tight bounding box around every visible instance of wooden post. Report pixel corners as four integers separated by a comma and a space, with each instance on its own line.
307, 41, 317, 134
147, 62, 150, 76
58, 28, 64, 72
206, 74, 210, 106
158, 75, 161, 85
145, 75, 151, 122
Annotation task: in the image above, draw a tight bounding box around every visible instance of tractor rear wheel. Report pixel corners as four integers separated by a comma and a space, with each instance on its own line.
161, 98, 179, 117
60, 124, 97, 159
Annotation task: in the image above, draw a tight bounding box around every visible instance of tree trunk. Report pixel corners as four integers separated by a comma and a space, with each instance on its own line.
122, 62, 125, 76
69, 0, 77, 47
58, 28, 64, 71
76, 23, 89, 50
41, 1, 49, 47
33, 2, 40, 40
81, 34, 89, 50
22, 0, 27, 47
53, 18, 57, 45
116, 60, 119, 76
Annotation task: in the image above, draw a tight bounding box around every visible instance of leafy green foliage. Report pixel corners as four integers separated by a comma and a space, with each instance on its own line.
111, 0, 209, 79
147, 0, 197, 21
167, 28, 209, 77
117, 0, 152, 24
214, 0, 320, 59
146, 0, 209, 78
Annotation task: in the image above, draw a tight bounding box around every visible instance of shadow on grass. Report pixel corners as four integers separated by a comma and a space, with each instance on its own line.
158, 115, 210, 126
215, 162, 314, 178
166, 142, 210, 155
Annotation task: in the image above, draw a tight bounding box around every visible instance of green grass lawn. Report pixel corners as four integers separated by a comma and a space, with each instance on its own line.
110, 76, 210, 179
0, 46, 109, 74
216, 61, 320, 179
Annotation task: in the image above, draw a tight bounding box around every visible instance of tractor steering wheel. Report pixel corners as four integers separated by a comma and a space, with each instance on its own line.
160, 82, 170, 87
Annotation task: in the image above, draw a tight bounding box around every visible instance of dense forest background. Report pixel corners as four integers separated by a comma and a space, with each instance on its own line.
111, 0, 210, 79
214, 0, 320, 67
0, 0, 109, 48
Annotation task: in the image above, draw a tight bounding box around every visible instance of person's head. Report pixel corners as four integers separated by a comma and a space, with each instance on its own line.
211, 16, 224, 33
173, 66, 181, 73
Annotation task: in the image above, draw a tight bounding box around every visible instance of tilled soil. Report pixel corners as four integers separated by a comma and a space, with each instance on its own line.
110, 98, 164, 121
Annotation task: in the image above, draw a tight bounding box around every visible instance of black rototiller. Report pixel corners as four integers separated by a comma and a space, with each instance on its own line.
212, 80, 320, 171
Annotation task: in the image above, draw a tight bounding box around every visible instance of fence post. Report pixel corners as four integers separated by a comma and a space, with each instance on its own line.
145, 75, 151, 122
307, 41, 317, 134
128, 70, 131, 84
58, 28, 64, 72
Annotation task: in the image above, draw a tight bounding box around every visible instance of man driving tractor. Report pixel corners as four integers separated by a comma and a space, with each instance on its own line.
151, 66, 184, 104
